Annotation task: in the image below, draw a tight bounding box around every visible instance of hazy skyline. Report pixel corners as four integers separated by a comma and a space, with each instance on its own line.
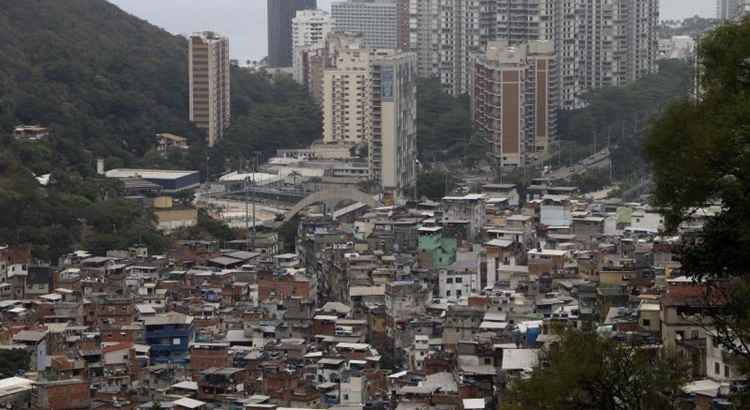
110, 0, 715, 62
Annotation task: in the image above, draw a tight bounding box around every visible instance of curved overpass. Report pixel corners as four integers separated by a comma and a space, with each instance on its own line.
283, 188, 378, 222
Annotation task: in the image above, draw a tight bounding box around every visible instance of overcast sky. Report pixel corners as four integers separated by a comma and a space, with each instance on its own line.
109, 0, 715, 62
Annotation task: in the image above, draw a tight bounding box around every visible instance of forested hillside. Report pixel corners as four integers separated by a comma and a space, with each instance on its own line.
0, 0, 321, 261
0, 0, 196, 170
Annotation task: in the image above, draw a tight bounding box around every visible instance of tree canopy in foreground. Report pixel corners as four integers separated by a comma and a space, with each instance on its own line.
501, 330, 688, 410
645, 18, 750, 405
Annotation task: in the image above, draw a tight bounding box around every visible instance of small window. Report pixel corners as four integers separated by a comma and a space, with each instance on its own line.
446, 278, 453, 284
725, 365, 730, 378
641, 319, 650, 327
456, 277, 463, 284
715, 362, 721, 376
343, 394, 349, 401
456, 290, 462, 297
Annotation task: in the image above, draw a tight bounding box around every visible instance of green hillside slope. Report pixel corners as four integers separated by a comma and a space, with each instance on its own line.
0, 0, 321, 261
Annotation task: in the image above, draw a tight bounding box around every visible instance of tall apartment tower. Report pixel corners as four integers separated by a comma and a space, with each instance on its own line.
370, 50, 418, 203
491, 0, 546, 44
404, 0, 482, 95
292, 10, 335, 83
331, 0, 400, 49
268, 0, 317, 67
322, 49, 372, 145
471, 41, 558, 168
189, 31, 231, 147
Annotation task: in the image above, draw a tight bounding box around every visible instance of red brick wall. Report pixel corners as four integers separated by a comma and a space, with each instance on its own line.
258, 278, 310, 302
190, 347, 229, 380
46, 382, 90, 410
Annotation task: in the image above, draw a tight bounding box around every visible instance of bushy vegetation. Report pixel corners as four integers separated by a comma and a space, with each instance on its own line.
0, 349, 30, 378
417, 170, 459, 201
502, 330, 688, 410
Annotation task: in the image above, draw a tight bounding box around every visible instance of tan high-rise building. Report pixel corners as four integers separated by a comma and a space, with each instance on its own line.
322, 49, 372, 144
471, 41, 558, 168
189, 31, 231, 147
301, 32, 366, 102
321, 46, 418, 202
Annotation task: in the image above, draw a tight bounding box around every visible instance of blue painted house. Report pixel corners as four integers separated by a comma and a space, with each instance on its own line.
144, 312, 195, 364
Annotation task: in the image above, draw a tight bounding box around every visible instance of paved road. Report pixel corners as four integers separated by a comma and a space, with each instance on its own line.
548, 147, 611, 181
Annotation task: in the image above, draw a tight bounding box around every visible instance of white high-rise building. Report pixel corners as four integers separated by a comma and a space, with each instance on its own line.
404, 0, 482, 95
332, 0, 400, 49
292, 10, 335, 83
407, 0, 658, 108
189, 31, 231, 147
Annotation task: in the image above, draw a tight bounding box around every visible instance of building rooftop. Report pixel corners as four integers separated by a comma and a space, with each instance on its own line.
105, 169, 198, 180
173, 397, 207, 409
501, 349, 539, 371
0, 377, 33, 398
144, 312, 193, 327
13, 330, 47, 343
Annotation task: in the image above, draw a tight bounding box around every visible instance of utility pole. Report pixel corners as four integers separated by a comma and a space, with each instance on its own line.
205, 152, 211, 204
607, 127, 613, 183
245, 173, 250, 251
593, 129, 597, 155
252, 152, 259, 250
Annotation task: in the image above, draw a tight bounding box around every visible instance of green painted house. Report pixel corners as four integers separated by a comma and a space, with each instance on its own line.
417, 226, 457, 269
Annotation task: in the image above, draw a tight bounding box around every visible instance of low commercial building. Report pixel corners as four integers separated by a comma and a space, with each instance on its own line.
105, 169, 201, 193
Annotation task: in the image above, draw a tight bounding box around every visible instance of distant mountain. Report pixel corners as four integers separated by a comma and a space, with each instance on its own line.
0, 0, 195, 166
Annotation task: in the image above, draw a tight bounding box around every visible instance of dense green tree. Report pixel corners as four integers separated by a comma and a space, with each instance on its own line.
417, 170, 458, 200
173, 209, 236, 243
645, 18, 750, 403
502, 330, 688, 410
463, 129, 490, 169
570, 168, 611, 193
558, 59, 691, 178
277, 217, 300, 254
417, 79, 473, 161
0, 349, 30, 378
